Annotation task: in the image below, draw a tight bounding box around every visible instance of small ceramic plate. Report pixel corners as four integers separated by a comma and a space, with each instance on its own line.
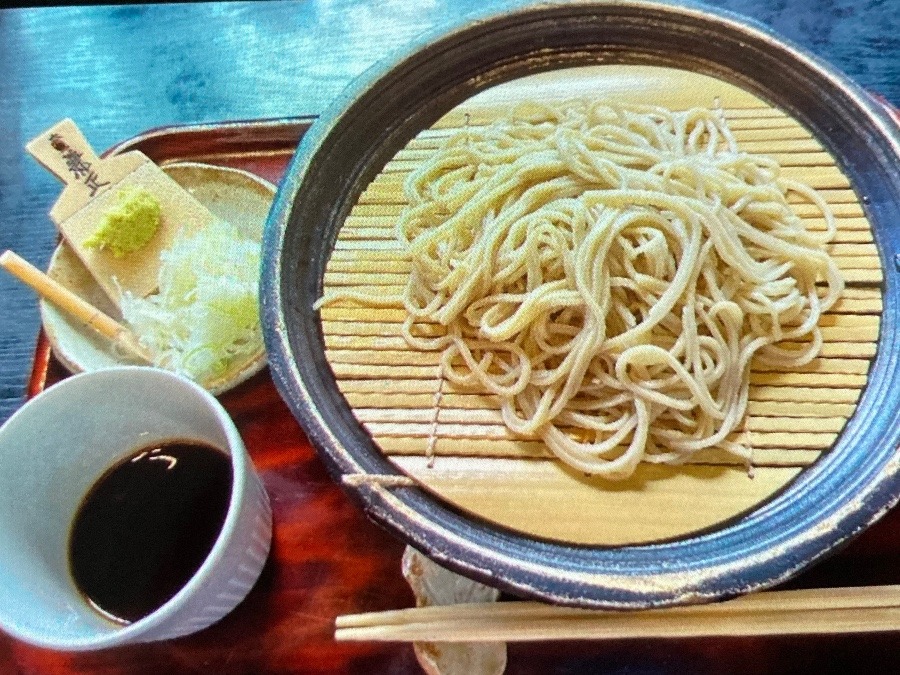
41, 162, 275, 395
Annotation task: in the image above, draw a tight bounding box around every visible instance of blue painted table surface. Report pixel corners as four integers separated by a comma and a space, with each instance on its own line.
0, 1, 898, 673
2, 0, 899, 428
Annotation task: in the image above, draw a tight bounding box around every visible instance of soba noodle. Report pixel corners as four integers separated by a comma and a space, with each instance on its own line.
321, 101, 844, 480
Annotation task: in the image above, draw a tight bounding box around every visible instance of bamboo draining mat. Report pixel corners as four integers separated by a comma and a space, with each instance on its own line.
320, 66, 882, 546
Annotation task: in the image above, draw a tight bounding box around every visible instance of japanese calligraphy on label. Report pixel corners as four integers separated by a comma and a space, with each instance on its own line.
48, 132, 111, 197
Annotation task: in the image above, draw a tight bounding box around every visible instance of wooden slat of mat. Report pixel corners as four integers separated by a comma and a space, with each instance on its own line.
354, 407, 849, 434
337, 214, 872, 230
323, 272, 883, 286
342, 392, 858, 418
380, 437, 822, 468
324, 243, 880, 264
321, 311, 878, 331
320, 304, 881, 328
390, 455, 804, 545
361, 417, 844, 444
389, 144, 847, 169
334, 377, 866, 404
355, 185, 860, 208
322, 309, 878, 326
427, 110, 809, 133
360, 165, 850, 191
324, 344, 871, 373
322, 270, 882, 285
358, 416, 842, 446
380, 158, 850, 181
321, 252, 879, 276
415, 120, 816, 137
329, 364, 871, 388
377, 437, 827, 467
324, 333, 877, 359
320, 320, 879, 345
332, 221, 876, 245
323, 243, 881, 271
438, 65, 777, 112
343, 203, 871, 224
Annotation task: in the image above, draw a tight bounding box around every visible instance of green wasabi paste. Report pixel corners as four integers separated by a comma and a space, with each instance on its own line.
84, 187, 161, 257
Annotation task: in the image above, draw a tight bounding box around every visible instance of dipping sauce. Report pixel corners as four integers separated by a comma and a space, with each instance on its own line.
68, 441, 233, 624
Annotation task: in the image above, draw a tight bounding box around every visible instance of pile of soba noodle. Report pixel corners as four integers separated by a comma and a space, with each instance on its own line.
327, 100, 844, 480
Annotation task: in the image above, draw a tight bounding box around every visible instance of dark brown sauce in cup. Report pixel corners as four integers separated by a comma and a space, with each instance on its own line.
68, 441, 233, 624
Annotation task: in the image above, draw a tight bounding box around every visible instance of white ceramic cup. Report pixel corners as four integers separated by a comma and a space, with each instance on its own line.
0, 366, 272, 650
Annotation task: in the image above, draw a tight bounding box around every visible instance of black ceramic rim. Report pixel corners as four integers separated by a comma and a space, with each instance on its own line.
262, 0, 900, 608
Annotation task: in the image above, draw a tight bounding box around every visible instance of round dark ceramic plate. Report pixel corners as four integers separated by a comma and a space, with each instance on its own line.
261, 0, 900, 608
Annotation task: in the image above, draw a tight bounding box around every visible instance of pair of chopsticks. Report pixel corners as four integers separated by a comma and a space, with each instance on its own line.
335, 584, 900, 642
0, 250, 151, 363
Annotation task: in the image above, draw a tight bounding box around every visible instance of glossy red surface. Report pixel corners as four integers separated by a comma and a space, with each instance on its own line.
7, 120, 900, 675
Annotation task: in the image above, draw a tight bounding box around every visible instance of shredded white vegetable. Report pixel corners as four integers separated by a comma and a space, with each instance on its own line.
120, 218, 263, 385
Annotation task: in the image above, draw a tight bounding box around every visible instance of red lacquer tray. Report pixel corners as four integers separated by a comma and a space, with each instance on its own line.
12, 119, 900, 674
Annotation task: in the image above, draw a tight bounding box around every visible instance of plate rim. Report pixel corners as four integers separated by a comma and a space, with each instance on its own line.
261, 0, 900, 608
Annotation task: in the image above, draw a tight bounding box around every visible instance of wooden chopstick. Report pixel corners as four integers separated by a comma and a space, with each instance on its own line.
335, 585, 900, 642
1, 249, 152, 363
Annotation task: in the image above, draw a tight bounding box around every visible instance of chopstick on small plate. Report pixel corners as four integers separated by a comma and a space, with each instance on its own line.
335, 584, 900, 642
1, 250, 152, 363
